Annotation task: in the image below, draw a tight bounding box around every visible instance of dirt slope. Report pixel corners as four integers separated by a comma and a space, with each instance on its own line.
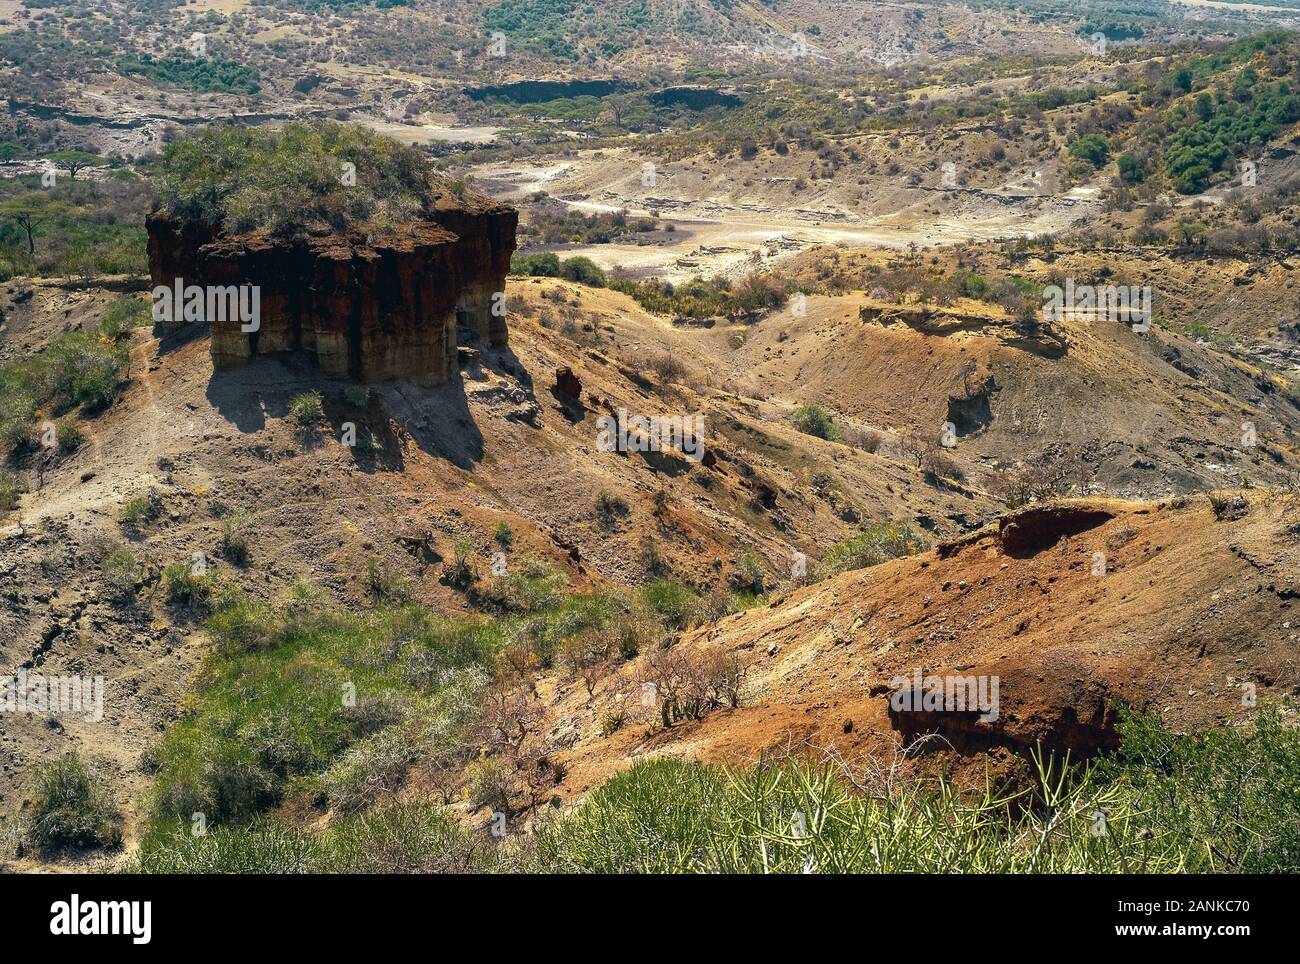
726, 290, 1300, 497
545, 495, 1300, 795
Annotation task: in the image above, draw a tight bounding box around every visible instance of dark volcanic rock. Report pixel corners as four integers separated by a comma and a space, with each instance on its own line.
554, 367, 582, 402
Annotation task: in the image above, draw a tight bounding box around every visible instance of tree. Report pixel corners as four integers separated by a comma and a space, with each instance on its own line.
45, 150, 101, 180
1116, 152, 1148, 184
0, 143, 23, 164
0, 194, 70, 254
898, 428, 936, 471
1067, 133, 1111, 170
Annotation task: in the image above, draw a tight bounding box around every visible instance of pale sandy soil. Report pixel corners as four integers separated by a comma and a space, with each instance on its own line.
1172, 0, 1298, 14
0, 0, 22, 30
474, 149, 1101, 282
360, 119, 501, 146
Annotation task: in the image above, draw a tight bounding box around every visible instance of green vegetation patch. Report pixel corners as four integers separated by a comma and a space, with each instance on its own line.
27, 753, 123, 854
0, 328, 130, 452
608, 273, 788, 320
142, 578, 632, 836
533, 704, 1299, 873
135, 702, 1300, 873
116, 54, 260, 95
511, 252, 607, 286
821, 521, 928, 576
0, 176, 149, 281
789, 403, 841, 441
1164, 81, 1300, 193
156, 122, 450, 235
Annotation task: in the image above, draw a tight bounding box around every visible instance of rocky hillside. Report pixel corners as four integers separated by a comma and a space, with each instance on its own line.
5, 258, 1298, 838
545, 493, 1300, 795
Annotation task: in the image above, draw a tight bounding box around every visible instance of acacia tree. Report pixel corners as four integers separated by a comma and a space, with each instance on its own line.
46, 150, 101, 180
0, 193, 70, 254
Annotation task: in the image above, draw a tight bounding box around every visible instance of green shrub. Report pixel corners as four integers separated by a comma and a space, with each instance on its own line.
1116, 152, 1149, 184
102, 546, 143, 601
604, 611, 656, 660
467, 757, 512, 812
27, 754, 122, 854
119, 497, 150, 527
47, 333, 128, 410
0, 331, 128, 449
366, 557, 410, 602
729, 552, 766, 596
118, 488, 161, 528
1067, 133, 1111, 170
510, 252, 561, 276
206, 595, 283, 655
288, 391, 325, 432
481, 557, 567, 613
163, 560, 213, 610
789, 403, 841, 441
822, 521, 927, 575
511, 253, 607, 286
55, 419, 83, 452
219, 508, 252, 565
319, 726, 413, 815
637, 578, 700, 631
323, 801, 507, 873
0, 470, 25, 511
100, 296, 151, 337
0, 384, 35, 451
558, 255, 606, 287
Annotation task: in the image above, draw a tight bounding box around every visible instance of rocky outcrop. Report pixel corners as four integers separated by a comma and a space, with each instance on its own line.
146, 196, 517, 384
996, 503, 1115, 557
860, 301, 1069, 357
886, 656, 1123, 756
554, 367, 582, 402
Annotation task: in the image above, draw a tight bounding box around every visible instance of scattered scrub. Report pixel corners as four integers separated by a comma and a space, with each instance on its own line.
26, 754, 122, 854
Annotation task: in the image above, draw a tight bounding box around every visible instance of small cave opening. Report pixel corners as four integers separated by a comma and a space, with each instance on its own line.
946, 375, 997, 436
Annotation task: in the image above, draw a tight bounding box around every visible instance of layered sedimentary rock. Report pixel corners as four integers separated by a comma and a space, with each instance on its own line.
860, 301, 1069, 358
146, 197, 517, 384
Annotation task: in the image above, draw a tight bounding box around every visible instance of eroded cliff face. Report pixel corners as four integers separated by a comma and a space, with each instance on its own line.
860, 301, 1069, 358
146, 198, 517, 384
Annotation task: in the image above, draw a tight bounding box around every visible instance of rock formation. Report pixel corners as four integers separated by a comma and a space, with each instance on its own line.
860, 301, 1069, 358
147, 194, 517, 384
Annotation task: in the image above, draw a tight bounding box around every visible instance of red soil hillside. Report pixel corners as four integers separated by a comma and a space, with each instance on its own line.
544, 494, 1300, 795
